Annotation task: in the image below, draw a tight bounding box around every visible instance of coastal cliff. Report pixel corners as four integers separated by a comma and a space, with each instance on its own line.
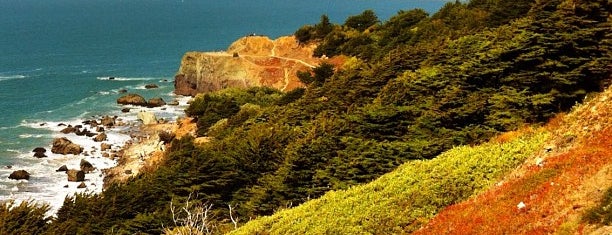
174, 36, 320, 96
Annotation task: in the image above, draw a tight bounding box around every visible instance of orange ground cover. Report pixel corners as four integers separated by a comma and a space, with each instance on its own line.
413, 128, 612, 235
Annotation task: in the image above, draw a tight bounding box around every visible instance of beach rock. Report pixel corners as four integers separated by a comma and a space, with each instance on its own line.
33, 152, 47, 158
117, 94, 147, 106
66, 170, 85, 182
101, 143, 112, 151
56, 165, 68, 172
124, 170, 132, 175
83, 120, 98, 127
147, 97, 166, 108
8, 170, 30, 180
77, 182, 87, 188
108, 77, 115, 80
168, 100, 180, 106
60, 126, 78, 134
32, 147, 47, 153
137, 111, 158, 125
93, 133, 107, 142
145, 84, 159, 89
51, 137, 83, 155
5, 165, 12, 169
121, 108, 131, 113
80, 159, 95, 173
58, 123, 67, 127
75, 128, 92, 136
101, 116, 116, 127
96, 126, 105, 132
118, 89, 128, 93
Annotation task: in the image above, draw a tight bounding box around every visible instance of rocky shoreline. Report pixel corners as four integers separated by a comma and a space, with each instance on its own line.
4, 89, 192, 211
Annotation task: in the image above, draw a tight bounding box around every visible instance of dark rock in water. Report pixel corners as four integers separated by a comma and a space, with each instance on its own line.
80, 159, 95, 173
100, 116, 115, 127
60, 126, 78, 134
93, 133, 107, 142
74, 125, 83, 129
5, 165, 12, 169
33, 152, 47, 158
56, 165, 68, 172
147, 97, 166, 108
66, 170, 85, 182
118, 89, 128, 93
121, 108, 131, 113
168, 100, 180, 106
77, 182, 87, 188
162, 79, 168, 82
75, 128, 86, 136
124, 169, 132, 175
58, 123, 67, 127
145, 84, 159, 89
96, 126, 105, 132
9, 170, 30, 180
51, 137, 83, 155
39, 123, 47, 126
117, 94, 147, 106
108, 77, 115, 80
85, 132, 97, 138
101, 143, 112, 151
83, 120, 99, 127
32, 147, 46, 153
63, 185, 69, 188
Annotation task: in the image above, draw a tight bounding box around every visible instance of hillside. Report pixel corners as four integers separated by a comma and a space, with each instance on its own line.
1, 0, 610, 234
231, 84, 612, 234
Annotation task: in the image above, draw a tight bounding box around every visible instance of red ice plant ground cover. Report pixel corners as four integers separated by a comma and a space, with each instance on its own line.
414, 128, 612, 235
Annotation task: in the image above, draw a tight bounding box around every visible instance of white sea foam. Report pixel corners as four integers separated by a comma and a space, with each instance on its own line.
18, 134, 45, 139
3, 99, 188, 215
0, 75, 26, 82
96, 76, 165, 81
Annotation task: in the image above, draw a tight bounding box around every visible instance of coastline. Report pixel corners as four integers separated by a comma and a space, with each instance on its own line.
102, 116, 196, 187
0, 91, 192, 215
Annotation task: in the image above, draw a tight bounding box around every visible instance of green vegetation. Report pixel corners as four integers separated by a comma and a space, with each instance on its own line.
231, 132, 549, 234
584, 186, 612, 225
0, 201, 50, 235
2, 0, 610, 234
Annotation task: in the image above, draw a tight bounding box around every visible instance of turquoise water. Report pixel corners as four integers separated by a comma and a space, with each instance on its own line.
0, 0, 447, 207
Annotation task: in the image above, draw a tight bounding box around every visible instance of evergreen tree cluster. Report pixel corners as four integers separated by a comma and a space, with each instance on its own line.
5, 0, 611, 234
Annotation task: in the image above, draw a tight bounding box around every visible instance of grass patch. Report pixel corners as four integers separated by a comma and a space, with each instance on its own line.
230, 131, 549, 235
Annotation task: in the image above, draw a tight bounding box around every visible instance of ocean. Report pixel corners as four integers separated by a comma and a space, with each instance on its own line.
0, 0, 447, 212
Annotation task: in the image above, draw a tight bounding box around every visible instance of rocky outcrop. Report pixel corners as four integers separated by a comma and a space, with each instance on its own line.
8, 170, 30, 180
145, 84, 159, 89
32, 147, 47, 158
101, 143, 112, 151
56, 165, 68, 172
80, 159, 95, 173
147, 97, 166, 108
93, 133, 107, 142
117, 94, 147, 106
51, 137, 83, 155
66, 170, 85, 182
174, 36, 321, 96
100, 116, 116, 127
137, 111, 158, 125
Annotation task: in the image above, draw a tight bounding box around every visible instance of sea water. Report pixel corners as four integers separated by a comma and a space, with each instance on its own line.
0, 0, 447, 213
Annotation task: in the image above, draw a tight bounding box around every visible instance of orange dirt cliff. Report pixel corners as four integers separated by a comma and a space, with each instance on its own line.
174, 35, 321, 96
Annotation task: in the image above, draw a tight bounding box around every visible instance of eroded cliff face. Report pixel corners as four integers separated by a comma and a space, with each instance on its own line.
175, 36, 320, 96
